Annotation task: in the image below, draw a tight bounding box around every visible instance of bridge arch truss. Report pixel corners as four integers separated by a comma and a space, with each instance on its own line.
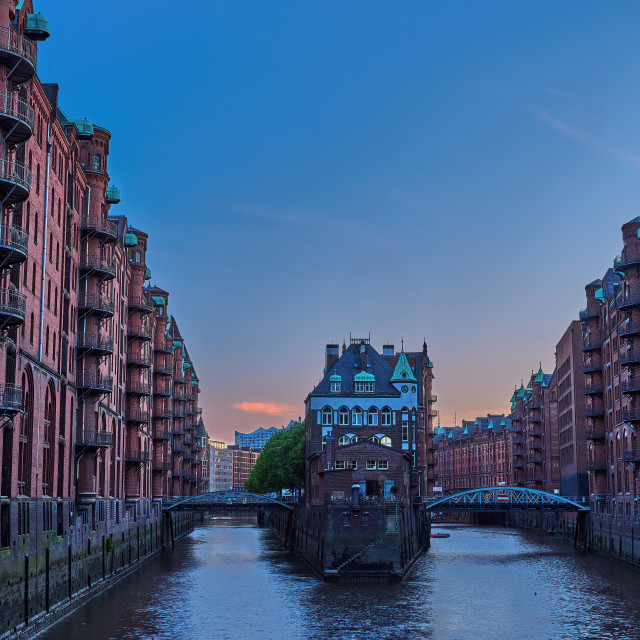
164, 491, 294, 511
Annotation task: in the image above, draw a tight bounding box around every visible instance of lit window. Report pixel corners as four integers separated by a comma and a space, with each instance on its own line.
368, 407, 378, 426
381, 407, 392, 426
335, 460, 346, 469
346, 460, 357, 470
339, 407, 349, 426
352, 407, 362, 426
321, 407, 332, 425
378, 460, 389, 470
366, 460, 376, 470
381, 436, 392, 447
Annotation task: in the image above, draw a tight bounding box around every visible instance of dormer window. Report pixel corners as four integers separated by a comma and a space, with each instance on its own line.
330, 373, 341, 393
354, 371, 375, 393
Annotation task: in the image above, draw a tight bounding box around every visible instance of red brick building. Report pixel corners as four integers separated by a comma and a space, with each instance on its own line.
228, 445, 261, 491
0, 1, 206, 558
433, 415, 512, 492
305, 338, 435, 505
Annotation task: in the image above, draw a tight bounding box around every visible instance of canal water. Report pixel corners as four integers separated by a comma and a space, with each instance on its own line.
39, 518, 640, 640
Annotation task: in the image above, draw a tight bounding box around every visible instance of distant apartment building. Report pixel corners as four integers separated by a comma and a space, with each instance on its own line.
556, 321, 588, 498
433, 415, 512, 492
510, 367, 560, 493
228, 445, 261, 491
209, 440, 233, 492
234, 426, 281, 450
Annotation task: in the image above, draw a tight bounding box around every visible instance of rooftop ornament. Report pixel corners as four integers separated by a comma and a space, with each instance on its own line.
24, 13, 50, 41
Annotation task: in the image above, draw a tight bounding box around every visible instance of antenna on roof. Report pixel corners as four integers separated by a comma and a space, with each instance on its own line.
401, 337, 404, 350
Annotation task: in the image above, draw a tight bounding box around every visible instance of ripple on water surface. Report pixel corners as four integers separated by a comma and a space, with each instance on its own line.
38, 521, 640, 640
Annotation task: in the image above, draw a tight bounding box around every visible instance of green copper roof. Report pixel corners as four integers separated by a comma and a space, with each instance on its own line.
151, 296, 165, 306
106, 185, 120, 204
354, 371, 375, 382
145, 267, 152, 280
390, 350, 417, 383
463, 426, 468, 435
329, 373, 341, 382
74, 118, 93, 139
183, 362, 191, 370
124, 233, 138, 247
500, 419, 506, 426
488, 420, 494, 429
516, 384, 526, 399
533, 365, 545, 384
25, 13, 50, 40
173, 340, 182, 348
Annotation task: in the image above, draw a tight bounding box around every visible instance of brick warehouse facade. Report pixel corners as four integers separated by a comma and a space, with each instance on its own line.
0, 3, 207, 633
305, 338, 435, 505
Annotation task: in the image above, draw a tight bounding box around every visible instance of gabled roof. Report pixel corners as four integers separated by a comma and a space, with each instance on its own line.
354, 371, 375, 382
390, 350, 417, 383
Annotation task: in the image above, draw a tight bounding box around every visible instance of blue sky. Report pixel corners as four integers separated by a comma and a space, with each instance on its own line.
38, 1, 640, 441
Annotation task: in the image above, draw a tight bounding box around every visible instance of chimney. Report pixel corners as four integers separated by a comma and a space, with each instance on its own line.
383, 344, 394, 365
325, 344, 339, 372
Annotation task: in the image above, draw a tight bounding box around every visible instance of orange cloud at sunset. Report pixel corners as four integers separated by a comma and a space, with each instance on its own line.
232, 401, 300, 417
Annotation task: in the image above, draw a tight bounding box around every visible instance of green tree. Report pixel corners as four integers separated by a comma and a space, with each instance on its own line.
245, 422, 305, 493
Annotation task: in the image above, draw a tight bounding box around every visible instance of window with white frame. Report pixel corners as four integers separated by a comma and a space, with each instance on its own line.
339, 407, 349, 426
381, 436, 392, 447
368, 407, 378, 426
370, 436, 380, 443
378, 460, 389, 470
321, 436, 327, 450
346, 460, 357, 470
402, 423, 409, 441
330, 380, 341, 392
381, 407, 392, 426
366, 460, 376, 470
335, 460, 346, 469
352, 407, 363, 426
321, 407, 332, 425
351, 436, 359, 443
355, 381, 374, 393
338, 435, 350, 446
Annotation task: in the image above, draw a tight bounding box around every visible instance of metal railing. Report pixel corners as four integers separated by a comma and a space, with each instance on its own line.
81, 215, 118, 237
623, 450, 640, 462
128, 324, 153, 339
127, 349, 153, 366
126, 409, 151, 423
154, 365, 172, 376
585, 428, 606, 440
621, 350, 640, 365
619, 321, 640, 337
586, 461, 607, 472
152, 430, 171, 440
622, 408, 640, 422
154, 342, 173, 353
0, 383, 21, 411
582, 338, 602, 351
0, 288, 26, 320
77, 293, 115, 314
585, 407, 604, 418
76, 332, 114, 352
615, 248, 640, 270
153, 461, 171, 471
0, 26, 37, 67
154, 382, 172, 395
75, 430, 111, 447
579, 308, 600, 321
584, 384, 603, 395
125, 450, 150, 463
0, 223, 28, 255
154, 408, 173, 418
126, 381, 151, 395
128, 296, 153, 312
75, 373, 113, 392
583, 362, 602, 373
621, 380, 640, 394
80, 253, 116, 276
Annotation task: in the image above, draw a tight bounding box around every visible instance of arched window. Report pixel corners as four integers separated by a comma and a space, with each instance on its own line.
368, 407, 378, 426
31, 262, 36, 294
352, 406, 362, 426
381, 407, 392, 426
92, 153, 102, 171
321, 406, 332, 426
338, 406, 349, 426
45, 326, 49, 356
381, 436, 392, 447
29, 312, 34, 344
370, 436, 380, 443
52, 332, 56, 360
338, 435, 350, 446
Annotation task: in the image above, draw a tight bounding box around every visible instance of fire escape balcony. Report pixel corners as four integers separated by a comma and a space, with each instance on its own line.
154, 408, 173, 419
583, 361, 602, 374
81, 216, 118, 242
154, 382, 172, 396
527, 452, 544, 464
582, 338, 602, 352
618, 293, 640, 311
0, 27, 37, 85
623, 450, 640, 463
152, 461, 171, 472
183, 451, 195, 461
79, 254, 116, 280
512, 436, 523, 446
0, 92, 33, 144
514, 462, 525, 470
126, 409, 151, 424
172, 424, 184, 435
0, 288, 26, 328
172, 445, 186, 455
621, 350, 640, 366
125, 381, 151, 396
76, 332, 114, 356
125, 449, 150, 464
0, 223, 28, 266
78, 293, 115, 317
127, 324, 153, 341
75, 373, 113, 394
128, 296, 153, 314
623, 408, 640, 424
619, 321, 640, 338
579, 308, 600, 322
585, 427, 606, 441
0, 383, 21, 414
75, 429, 111, 448
173, 392, 187, 402
585, 406, 605, 418
529, 413, 543, 423
154, 341, 173, 353
127, 349, 152, 368
154, 365, 173, 376
622, 379, 640, 395
615, 248, 640, 271
186, 407, 198, 416
152, 429, 171, 440
173, 409, 187, 419
172, 469, 185, 477
586, 461, 607, 473
584, 383, 603, 395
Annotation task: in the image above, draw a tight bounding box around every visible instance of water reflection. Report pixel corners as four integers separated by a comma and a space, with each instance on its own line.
39, 519, 640, 640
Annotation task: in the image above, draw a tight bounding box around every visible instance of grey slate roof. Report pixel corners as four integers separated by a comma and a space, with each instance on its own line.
311, 343, 401, 397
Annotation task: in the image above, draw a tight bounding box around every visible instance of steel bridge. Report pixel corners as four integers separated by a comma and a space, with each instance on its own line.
163, 491, 294, 512
423, 487, 590, 512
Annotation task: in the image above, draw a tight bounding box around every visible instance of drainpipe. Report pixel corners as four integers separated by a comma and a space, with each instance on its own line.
38, 122, 51, 360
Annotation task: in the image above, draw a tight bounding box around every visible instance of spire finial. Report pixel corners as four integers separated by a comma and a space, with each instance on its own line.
401, 337, 404, 350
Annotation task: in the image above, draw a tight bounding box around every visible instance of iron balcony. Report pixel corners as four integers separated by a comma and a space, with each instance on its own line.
172, 469, 185, 477
127, 324, 153, 340
75, 373, 113, 394
79, 254, 116, 280
0, 223, 28, 266
585, 407, 605, 418
527, 453, 543, 464
582, 338, 602, 352
0, 27, 37, 85
173, 410, 187, 419
579, 308, 600, 321
621, 379, 640, 395
76, 332, 114, 355
80, 215, 118, 242
128, 296, 153, 314
152, 461, 171, 472
583, 362, 602, 374
619, 321, 640, 338
183, 452, 195, 461
154, 408, 173, 419
621, 350, 640, 366
172, 446, 186, 455
586, 461, 607, 472
125, 450, 150, 464
615, 249, 640, 271
585, 428, 606, 440
77, 293, 115, 317
0, 288, 26, 327
125, 381, 151, 396
154, 382, 172, 396
0, 383, 22, 414
584, 383, 603, 395
154, 365, 173, 376
623, 449, 640, 463
0, 91, 34, 145
512, 436, 523, 445
622, 408, 640, 423
126, 409, 151, 423
173, 392, 187, 402
154, 342, 173, 353
75, 430, 111, 447
127, 349, 153, 368
152, 429, 171, 440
